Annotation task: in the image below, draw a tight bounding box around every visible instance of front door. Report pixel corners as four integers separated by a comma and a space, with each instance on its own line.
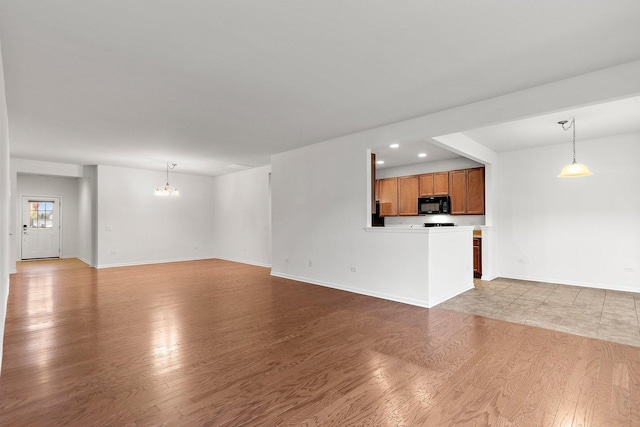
21, 196, 61, 259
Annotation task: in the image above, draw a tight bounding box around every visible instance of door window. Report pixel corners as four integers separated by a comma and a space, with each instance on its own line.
29, 201, 54, 229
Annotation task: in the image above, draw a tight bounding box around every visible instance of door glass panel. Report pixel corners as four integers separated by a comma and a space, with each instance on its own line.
29, 201, 54, 229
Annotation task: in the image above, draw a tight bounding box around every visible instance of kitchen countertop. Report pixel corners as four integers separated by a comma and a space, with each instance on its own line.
365, 225, 475, 234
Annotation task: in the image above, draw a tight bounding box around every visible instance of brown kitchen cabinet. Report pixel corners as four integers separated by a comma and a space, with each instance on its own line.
449, 167, 485, 215
466, 168, 485, 215
371, 153, 377, 214
419, 172, 449, 196
434, 172, 449, 195
377, 177, 398, 216
473, 237, 482, 278
397, 175, 419, 216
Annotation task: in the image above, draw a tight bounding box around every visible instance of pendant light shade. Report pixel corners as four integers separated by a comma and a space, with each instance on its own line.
155, 163, 180, 196
557, 117, 592, 178
557, 161, 593, 178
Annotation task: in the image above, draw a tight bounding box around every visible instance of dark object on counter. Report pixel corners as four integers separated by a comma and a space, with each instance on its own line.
423, 222, 455, 227
372, 200, 385, 227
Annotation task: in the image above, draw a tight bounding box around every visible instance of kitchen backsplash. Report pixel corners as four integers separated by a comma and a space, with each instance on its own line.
384, 214, 485, 227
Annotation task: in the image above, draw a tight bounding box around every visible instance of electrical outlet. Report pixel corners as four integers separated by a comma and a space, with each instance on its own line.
110, 251, 117, 255
284, 257, 289, 263
624, 266, 635, 272
517, 259, 525, 264
350, 266, 357, 272
308, 260, 312, 267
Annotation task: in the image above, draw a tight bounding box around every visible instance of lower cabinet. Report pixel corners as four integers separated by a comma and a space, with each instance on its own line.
473, 237, 482, 278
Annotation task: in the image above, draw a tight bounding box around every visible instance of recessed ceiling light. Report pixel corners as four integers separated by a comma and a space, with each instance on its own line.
418, 153, 427, 158
376, 160, 385, 165
389, 143, 399, 148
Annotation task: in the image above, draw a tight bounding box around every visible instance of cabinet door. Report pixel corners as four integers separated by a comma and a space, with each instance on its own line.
419, 173, 434, 196
378, 178, 397, 216
398, 176, 419, 216
433, 172, 449, 195
371, 153, 377, 214
467, 168, 485, 215
473, 238, 482, 277
449, 170, 467, 215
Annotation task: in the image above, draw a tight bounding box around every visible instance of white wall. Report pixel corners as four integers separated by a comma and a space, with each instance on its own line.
9, 159, 85, 271
271, 61, 640, 306
16, 174, 80, 259
96, 165, 215, 268
78, 166, 96, 266
271, 136, 446, 307
0, 36, 10, 373
211, 165, 271, 267
496, 133, 640, 291
78, 176, 91, 264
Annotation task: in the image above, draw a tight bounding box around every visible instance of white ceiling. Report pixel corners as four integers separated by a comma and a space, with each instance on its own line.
1, 1, 639, 176
372, 139, 461, 170
462, 95, 640, 153
375, 95, 640, 168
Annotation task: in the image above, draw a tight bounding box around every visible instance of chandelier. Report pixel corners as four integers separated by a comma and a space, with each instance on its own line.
155, 163, 180, 196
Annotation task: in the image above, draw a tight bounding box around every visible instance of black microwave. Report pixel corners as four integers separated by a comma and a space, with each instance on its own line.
418, 196, 450, 215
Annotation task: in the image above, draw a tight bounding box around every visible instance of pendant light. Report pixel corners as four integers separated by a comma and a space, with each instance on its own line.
155, 163, 180, 196
557, 117, 593, 178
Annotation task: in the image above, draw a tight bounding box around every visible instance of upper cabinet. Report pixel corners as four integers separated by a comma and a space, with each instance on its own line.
419, 172, 449, 196
466, 168, 485, 215
398, 175, 419, 216
449, 170, 466, 214
377, 177, 398, 216
449, 167, 485, 215
375, 166, 484, 217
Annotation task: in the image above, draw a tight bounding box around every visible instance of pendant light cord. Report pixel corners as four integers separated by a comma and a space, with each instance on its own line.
557, 116, 592, 177
571, 118, 576, 163
560, 117, 576, 164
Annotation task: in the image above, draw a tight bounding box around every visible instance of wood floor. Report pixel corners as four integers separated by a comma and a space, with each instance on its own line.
1, 259, 640, 426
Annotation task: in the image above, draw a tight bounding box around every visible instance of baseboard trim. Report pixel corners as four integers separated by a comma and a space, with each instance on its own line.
214, 256, 271, 269
270, 271, 430, 309
76, 257, 92, 267
96, 256, 216, 269
429, 282, 474, 308
499, 274, 640, 294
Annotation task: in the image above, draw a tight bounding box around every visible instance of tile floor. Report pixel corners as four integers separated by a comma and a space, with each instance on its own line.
437, 277, 640, 347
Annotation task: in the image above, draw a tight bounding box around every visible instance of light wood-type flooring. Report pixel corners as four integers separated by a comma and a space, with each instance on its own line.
2, 258, 640, 426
